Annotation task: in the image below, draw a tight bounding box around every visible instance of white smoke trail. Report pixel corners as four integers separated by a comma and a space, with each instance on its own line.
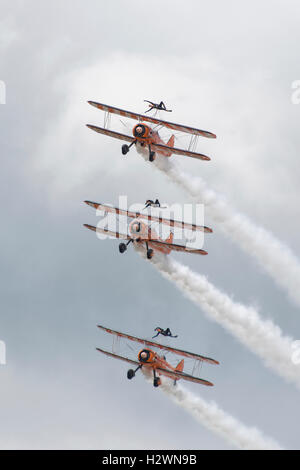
154, 156, 300, 307
161, 381, 283, 450
150, 254, 300, 389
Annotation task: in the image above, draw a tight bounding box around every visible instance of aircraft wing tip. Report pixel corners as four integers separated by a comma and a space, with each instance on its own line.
84, 200, 97, 208
83, 223, 95, 231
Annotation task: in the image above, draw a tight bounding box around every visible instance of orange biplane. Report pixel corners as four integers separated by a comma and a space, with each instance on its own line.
96, 325, 219, 388
83, 200, 212, 260
86, 100, 216, 162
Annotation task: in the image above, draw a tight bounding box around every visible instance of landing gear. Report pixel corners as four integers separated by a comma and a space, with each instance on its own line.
147, 249, 154, 260
153, 377, 161, 387
127, 364, 142, 380
119, 243, 127, 253
119, 239, 133, 254
121, 139, 137, 156
146, 242, 153, 260
127, 369, 135, 380
122, 144, 129, 155
148, 144, 155, 162
153, 370, 161, 387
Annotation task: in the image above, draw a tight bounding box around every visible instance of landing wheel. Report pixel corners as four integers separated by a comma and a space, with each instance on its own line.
127, 369, 135, 380
153, 377, 161, 388
122, 144, 129, 155
119, 243, 127, 254
147, 249, 154, 260
149, 151, 155, 162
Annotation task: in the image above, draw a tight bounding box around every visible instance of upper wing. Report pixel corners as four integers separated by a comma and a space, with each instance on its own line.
97, 325, 219, 365
149, 239, 208, 256
96, 347, 140, 367
83, 224, 131, 240
157, 367, 214, 386
152, 142, 211, 161
84, 201, 213, 234
88, 101, 216, 138
86, 124, 135, 143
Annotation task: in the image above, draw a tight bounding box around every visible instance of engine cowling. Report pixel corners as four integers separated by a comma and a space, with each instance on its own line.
128, 219, 149, 239
133, 123, 151, 140
138, 349, 156, 364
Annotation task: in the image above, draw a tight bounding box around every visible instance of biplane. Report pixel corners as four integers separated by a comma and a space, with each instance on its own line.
83, 199, 212, 260
96, 325, 219, 388
86, 100, 216, 162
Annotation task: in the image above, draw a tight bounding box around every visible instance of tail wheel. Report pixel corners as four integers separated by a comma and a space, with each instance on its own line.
122, 144, 129, 155
147, 249, 154, 260
119, 243, 127, 254
153, 377, 161, 388
127, 369, 135, 380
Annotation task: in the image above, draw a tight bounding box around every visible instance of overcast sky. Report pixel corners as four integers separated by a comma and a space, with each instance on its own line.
1, 0, 300, 449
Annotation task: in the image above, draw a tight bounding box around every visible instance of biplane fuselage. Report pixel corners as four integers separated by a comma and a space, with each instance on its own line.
137, 348, 184, 386
132, 123, 175, 159
128, 219, 173, 256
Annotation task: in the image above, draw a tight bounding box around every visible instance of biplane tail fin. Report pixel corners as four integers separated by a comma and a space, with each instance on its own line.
173, 359, 184, 385
175, 359, 184, 373
164, 134, 175, 156
165, 232, 174, 245
167, 134, 175, 148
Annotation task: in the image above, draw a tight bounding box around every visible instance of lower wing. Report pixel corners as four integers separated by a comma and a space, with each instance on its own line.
149, 239, 208, 255
86, 124, 135, 143
152, 142, 211, 161
96, 347, 140, 367
83, 224, 131, 240
157, 367, 214, 386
